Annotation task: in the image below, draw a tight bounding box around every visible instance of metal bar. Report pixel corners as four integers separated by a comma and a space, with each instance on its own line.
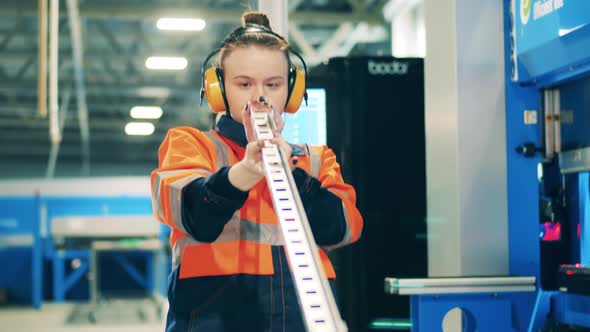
146, 252, 154, 293
0, 17, 22, 50
252, 110, 347, 332
112, 254, 148, 290
553, 89, 561, 153
543, 89, 554, 159
90, 248, 98, 304
51, 215, 160, 238
100, 58, 123, 83
32, 196, 43, 309
3, 49, 208, 62
318, 23, 355, 57
0, 103, 170, 116
67, 0, 91, 175
60, 249, 91, 259
46, 87, 72, 179
393, 285, 536, 295
559, 147, 590, 174
52, 252, 65, 302
385, 276, 536, 295
0, 234, 34, 247
0, 129, 169, 143
62, 262, 89, 292
527, 290, 556, 332
14, 57, 35, 81
288, 23, 319, 62
0, 145, 161, 161
0, 80, 197, 97
48, 0, 60, 144
137, 21, 155, 53
94, 21, 158, 83
390, 276, 536, 287
95, 21, 124, 52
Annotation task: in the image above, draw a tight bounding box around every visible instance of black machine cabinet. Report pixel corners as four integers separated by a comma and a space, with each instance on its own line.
309, 57, 427, 332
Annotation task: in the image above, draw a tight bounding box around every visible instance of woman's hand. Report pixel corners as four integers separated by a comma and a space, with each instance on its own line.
247, 98, 296, 172
241, 138, 266, 176
241, 99, 271, 175
228, 138, 265, 191
229, 98, 295, 191
227, 99, 271, 191
271, 130, 297, 172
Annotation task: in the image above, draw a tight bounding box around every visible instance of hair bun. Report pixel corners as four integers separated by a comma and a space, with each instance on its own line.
241, 11, 271, 30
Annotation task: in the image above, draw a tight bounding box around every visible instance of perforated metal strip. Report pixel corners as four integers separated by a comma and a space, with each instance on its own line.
251, 110, 347, 332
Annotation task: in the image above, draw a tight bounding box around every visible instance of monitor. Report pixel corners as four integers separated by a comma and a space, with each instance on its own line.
282, 88, 327, 145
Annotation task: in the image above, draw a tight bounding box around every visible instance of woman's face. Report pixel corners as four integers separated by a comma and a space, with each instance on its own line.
222, 46, 289, 124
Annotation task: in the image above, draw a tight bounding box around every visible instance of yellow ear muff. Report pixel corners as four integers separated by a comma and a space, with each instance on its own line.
203, 66, 228, 114
285, 66, 306, 114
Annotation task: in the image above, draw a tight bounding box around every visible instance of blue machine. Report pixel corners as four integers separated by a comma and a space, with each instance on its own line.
508, 0, 590, 330
0, 195, 42, 309
0, 178, 169, 308
44, 195, 162, 302
385, 1, 590, 331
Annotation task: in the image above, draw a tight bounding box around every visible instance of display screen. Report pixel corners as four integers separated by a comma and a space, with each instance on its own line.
282, 88, 327, 145
540, 221, 561, 242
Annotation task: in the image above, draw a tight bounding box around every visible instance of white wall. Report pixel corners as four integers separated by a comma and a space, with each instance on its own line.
0, 177, 151, 196
387, 0, 426, 58
424, 0, 509, 277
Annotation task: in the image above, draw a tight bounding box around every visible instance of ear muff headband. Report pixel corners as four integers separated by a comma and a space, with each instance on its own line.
200, 25, 308, 114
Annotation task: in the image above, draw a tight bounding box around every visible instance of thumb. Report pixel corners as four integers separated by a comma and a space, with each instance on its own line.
243, 103, 256, 142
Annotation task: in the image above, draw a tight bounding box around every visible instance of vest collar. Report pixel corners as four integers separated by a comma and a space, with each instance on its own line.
215, 114, 248, 147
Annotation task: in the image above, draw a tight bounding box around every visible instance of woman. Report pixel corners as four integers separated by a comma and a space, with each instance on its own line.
151, 10, 363, 332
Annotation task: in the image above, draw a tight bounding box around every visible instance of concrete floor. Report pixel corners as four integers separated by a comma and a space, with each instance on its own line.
0, 300, 167, 332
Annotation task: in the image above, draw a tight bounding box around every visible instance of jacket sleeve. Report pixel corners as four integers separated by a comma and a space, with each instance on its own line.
293, 146, 363, 249
150, 128, 248, 242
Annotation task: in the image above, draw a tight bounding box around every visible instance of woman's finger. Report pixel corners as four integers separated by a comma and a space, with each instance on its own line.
243, 103, 257, 142
271, 133, 292, 158
247, 139, 264, 152
256, 139, 265, 149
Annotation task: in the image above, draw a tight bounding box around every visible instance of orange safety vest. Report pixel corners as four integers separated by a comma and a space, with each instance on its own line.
151, 126, 363, 280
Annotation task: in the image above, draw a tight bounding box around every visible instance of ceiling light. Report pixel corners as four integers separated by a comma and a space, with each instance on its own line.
125, 122, 155, 136
145, 56, 188, 70
157, 18, 206, 31
130, 106, 163, 119
136, 87, 171, 98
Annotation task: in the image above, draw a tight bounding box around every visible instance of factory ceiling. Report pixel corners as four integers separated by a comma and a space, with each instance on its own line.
0, 0, 391, 178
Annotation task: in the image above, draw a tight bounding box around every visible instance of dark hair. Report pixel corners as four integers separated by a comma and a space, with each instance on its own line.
216, 11, 290, 69
241, 10, 270, 28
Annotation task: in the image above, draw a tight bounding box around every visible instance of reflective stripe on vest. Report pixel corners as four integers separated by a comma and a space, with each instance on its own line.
153, 131, 229, 233
307, 146, 356, 250
152, 168, 211, 233
322, 201, 353, 251
172, 213, 287, 269
307, 145, 321, 178
169, 136, 339, 271
203, 131, 230, 168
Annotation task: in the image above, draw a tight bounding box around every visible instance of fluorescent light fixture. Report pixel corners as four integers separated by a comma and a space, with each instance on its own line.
136, 87, 171, 98
145, 56, 188, 70
130, 106, 163, 119
157, 18, 206, 31
125, 122, 155, 136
